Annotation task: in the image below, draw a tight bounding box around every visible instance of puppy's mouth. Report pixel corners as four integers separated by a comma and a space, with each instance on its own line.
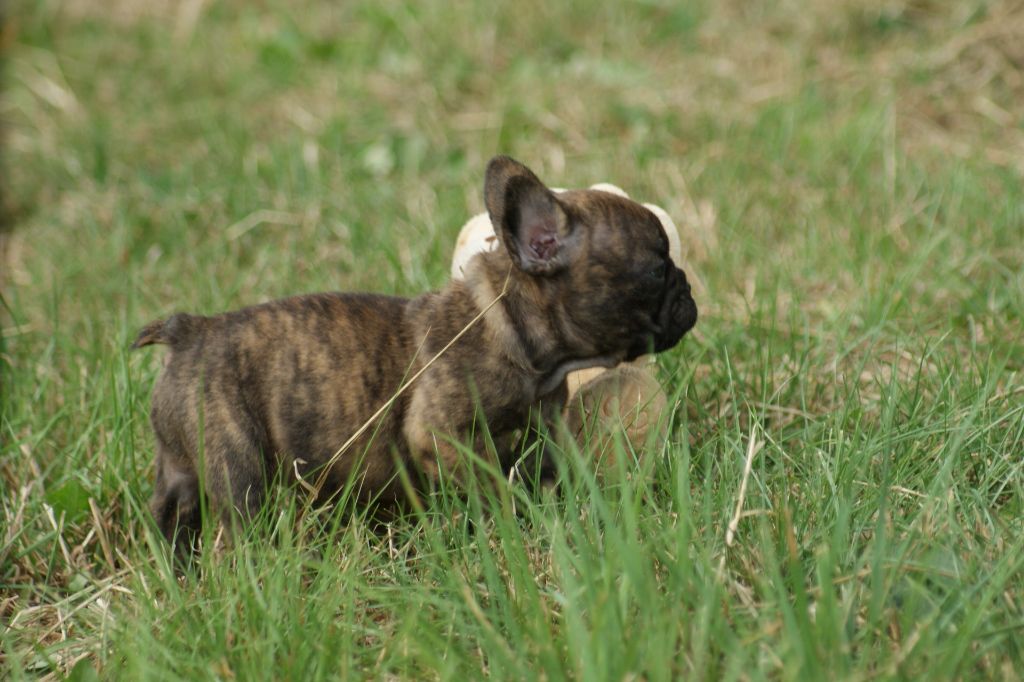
627, 268, 697, 358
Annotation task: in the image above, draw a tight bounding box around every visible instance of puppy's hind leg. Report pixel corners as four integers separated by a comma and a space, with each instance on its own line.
151, 431, 268, 557
203, 429, 269, 542
150, 437, 202, 559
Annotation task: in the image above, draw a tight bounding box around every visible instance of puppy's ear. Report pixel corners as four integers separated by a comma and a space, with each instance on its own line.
484, 156, 576, 275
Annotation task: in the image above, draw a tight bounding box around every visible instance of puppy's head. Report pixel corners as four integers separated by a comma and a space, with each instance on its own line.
484, 156, 698, 361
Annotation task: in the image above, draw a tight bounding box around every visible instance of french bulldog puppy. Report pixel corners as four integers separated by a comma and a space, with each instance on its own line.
450, 180, 688, 469
134, 156, 697, 553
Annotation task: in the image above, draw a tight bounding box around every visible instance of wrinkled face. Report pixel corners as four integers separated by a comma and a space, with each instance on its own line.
484, 155, 697, 361
558, 190, 697, 359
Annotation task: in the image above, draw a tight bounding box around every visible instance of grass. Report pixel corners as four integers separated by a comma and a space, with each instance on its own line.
2, 0, 1023, 678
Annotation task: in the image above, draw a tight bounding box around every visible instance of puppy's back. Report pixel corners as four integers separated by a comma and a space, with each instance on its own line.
134, 292, 416, 490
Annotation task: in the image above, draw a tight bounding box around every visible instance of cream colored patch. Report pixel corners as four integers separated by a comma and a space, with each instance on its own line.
643, 203, 683, 268
588, 183, 628, 198
566, 366, 607, 398
450, 213, 500, 279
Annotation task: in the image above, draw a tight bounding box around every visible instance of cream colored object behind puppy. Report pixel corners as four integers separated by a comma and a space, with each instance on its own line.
563, 364, 669, 472
450, 213, 498, 280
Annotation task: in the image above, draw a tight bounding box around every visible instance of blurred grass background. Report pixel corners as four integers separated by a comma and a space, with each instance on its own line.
2, 0, 1023, 679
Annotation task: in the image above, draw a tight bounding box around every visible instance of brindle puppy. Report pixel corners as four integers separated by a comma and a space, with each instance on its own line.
134, 156, 697, 552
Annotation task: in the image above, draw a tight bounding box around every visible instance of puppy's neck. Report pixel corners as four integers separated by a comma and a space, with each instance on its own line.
463, 252, 622, 396
463, 253, 536, 374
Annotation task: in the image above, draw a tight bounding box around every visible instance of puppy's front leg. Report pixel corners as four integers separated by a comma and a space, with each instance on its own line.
403, 376, 491, 484
513, 381, 569, 486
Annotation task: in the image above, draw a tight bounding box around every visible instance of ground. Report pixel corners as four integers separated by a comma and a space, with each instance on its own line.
1, 0, 1023, 679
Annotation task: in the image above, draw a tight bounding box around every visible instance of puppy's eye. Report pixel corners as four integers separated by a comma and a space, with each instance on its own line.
647, 262, 667, 281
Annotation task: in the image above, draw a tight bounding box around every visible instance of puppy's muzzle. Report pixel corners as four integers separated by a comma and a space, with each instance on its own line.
623, 267, 697, 360
652, 267, 697, 353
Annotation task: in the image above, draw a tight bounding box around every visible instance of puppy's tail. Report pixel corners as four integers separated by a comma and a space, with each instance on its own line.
131, 313, 199, 349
